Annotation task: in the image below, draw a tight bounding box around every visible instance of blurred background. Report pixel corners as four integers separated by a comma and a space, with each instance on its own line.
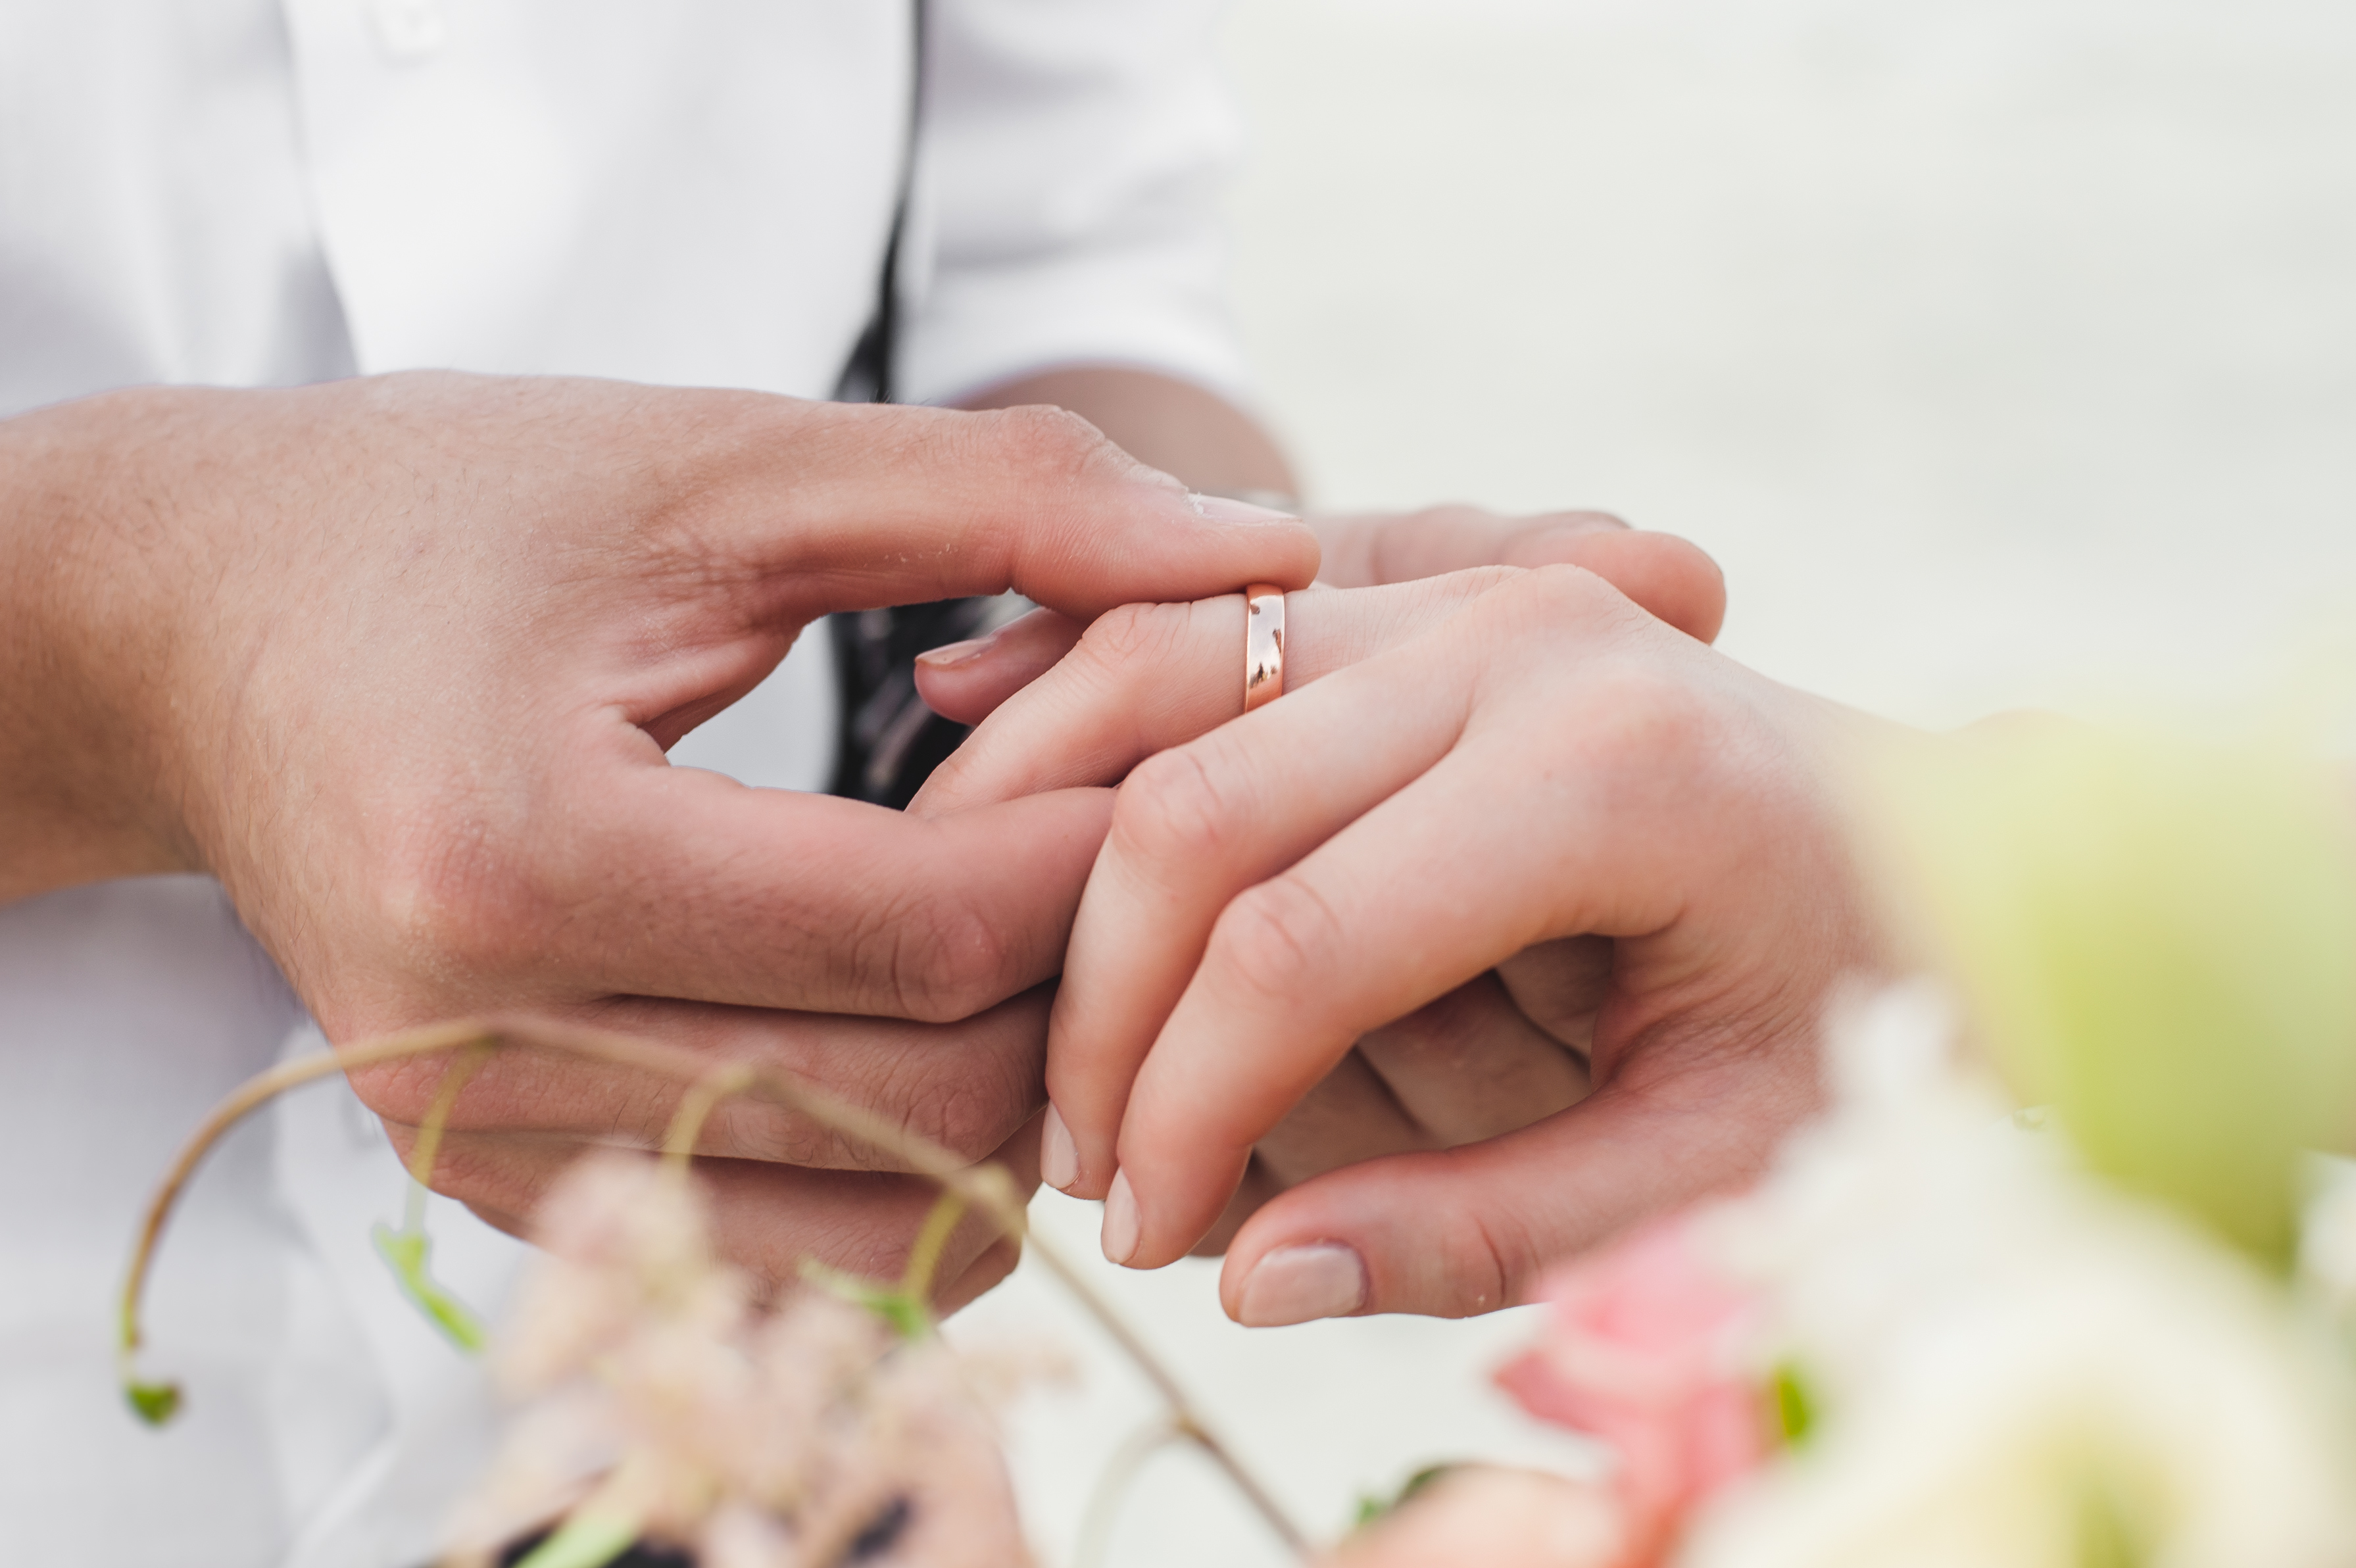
951, 1, 2356, 1561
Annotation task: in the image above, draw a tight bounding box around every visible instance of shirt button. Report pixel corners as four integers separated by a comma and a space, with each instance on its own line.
369, 0, 449, 62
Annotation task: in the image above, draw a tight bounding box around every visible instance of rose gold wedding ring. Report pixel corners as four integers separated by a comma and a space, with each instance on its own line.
1242, 583, 1286, 713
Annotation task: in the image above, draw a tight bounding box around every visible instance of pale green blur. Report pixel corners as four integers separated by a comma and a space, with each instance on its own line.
1876, 723, 2356, 1265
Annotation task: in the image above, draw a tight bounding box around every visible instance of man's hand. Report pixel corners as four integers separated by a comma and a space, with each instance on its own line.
0, 371, 1317, 1303
912, 567, 1890, 1319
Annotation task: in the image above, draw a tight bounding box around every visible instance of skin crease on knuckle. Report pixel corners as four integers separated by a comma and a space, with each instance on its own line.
1500, 560, 1660, 654
354, 802, 555, 1002
942, 404, 1164, 574
1109, 743, 1255, 877
1200, 873, 1349, 1044
860, 1031, 1041, 1167
1072, 599, 1198, 695
1363, 979, 1585, 1104
868, 869, 1021, 1027
1456, 1186, 1531, 1316
972, 402, 1145, 492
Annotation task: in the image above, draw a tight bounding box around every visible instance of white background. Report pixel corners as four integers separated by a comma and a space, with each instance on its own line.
953, 3, 2356, 1564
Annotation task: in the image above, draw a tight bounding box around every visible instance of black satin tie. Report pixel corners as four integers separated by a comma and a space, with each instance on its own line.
826, 0, 990, 811
827, 596, 1019, 808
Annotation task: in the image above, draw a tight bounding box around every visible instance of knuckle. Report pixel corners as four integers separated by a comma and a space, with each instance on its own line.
343, 1054, 450, 1127
1112, 744, 1249, 869
1423, 1156, 1536, 1316
1575, 664, 1714, 777
368, 812, 549, 981
876, 888, 1016, 1024
881, 1049, 1033, 1164
1076, 598, 1190, 674
941, 1235, 1025, 1307
1206, 875, 1344, 1012
394, 1134, 512, 1210
1515, 560, 1640, 627
1461, 1202, 1534, 1314
972, 403, 1126, 483
1375, 988, 1488, 1074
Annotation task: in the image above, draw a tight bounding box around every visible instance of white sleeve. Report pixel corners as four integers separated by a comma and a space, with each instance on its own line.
893, 0, 1253, 408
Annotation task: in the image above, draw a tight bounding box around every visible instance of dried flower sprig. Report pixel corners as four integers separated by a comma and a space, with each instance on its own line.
116, 1015, 1307, 1559
455, 1150, 1025, 1568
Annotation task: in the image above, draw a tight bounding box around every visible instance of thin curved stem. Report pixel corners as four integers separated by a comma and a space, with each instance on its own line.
118, 1020, 502, 1366
660, 1061, 757, 1171
1074, 1414, 1185, 1568
900, 1191, 968, 1303
1018, 1239, 1305, 1556
119, 1015, 1310, 1558
402, 1043, 491, 1229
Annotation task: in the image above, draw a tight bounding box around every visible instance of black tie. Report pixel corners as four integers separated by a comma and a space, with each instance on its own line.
827, 596, 1022, 808
826, 0, 985, 811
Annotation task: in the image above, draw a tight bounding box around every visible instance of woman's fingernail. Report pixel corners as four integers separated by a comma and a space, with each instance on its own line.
1189, 492, 1300, 527
1100, 1171, 1141, 1265
1235, 1243, 1368, 1327
914, 632, 996, 670
1041, 1105, 1079, 1193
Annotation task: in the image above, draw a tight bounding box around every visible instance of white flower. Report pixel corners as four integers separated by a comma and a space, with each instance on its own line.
1676, 984, 2356, 1568
2299, 1156, 2356, 1329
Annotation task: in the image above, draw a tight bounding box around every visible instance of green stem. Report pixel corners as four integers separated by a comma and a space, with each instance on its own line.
660, 1062, 757, 1173
900, 1191, 968, 1303
402, 1043, 490, 1231
119, 1016, 1310, 1559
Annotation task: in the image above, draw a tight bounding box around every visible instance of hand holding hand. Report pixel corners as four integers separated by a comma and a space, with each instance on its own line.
915, 563, 1890, 1319
914, 513, 1725, 1260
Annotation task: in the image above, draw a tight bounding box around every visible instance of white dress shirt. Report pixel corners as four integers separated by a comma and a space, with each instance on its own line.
0, 3, 1247, 1561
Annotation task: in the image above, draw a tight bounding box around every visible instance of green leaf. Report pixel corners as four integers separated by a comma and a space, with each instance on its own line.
1353, 1463, 1457, 1529
799, 1258, 933, 1340
512, 1511, 643, 1568
372, 1222, 488, 1352
124, 1379, 183, 1427
1770, 1361, 1815, 1446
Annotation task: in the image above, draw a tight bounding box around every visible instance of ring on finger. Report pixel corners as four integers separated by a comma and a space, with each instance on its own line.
1242, 583, 1286, 712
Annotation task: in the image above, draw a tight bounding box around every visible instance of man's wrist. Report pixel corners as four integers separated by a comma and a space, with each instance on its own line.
0, 393, 201, 900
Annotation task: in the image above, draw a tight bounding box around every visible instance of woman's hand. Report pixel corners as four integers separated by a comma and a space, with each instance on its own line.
912, 520, 1723, 1265
908, 506, 1726, 720
914, 564, 1893, 1321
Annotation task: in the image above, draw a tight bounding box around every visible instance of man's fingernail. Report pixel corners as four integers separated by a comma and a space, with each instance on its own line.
1235, 1243, 1368, 1327
1041, 1104, 1079, 1193
1189, 492, 1300, 527
1100, 1170, 1141, 1265
914, 632, 996, 670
